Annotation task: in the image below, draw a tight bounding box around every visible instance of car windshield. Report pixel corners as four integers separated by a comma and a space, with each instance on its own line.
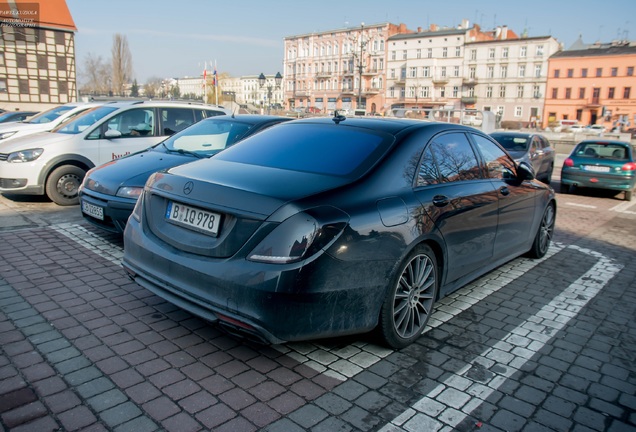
575, 143, 629, 160
215, 123, 392, 178
53, 106, 119, 135
491, 134, 529, 152
157, 118, 255, 157
23, 105, 75, 124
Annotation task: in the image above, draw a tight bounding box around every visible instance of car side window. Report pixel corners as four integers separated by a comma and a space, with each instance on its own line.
471, 134, 516, 180
204, 109, 226, 118
416, 146, 440, 186
423, 132, 482, 184
161, 108, 195, 135
105, 108, 155, 138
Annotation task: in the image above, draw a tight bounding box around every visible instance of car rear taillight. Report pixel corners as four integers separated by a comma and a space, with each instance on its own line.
621, 162, 636, 171
564, 158, 574, 167
248, 207, 348, 264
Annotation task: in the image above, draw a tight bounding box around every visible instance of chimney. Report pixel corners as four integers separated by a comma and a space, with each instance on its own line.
502, 25, 508, 39
461, 19, 470, 29
417, 26, 422, 33
430, 24, 438, 31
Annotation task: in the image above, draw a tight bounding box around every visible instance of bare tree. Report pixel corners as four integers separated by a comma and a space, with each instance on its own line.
111, 34, 133, 96
143, 76, 163, 99
79, 53, 111, 95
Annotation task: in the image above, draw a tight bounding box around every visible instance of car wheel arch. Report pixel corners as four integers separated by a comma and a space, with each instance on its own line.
38, 154, 95, 187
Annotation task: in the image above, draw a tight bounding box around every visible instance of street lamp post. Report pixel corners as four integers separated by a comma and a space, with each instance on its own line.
259, 72, 283, 115
357, 23, 366, 111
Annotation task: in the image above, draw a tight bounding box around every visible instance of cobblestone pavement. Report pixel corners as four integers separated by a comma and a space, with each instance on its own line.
1, 188, 635, 432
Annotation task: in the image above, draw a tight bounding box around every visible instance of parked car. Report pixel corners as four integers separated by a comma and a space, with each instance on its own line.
0, 111, 39, 123
0, 101, 228, 205
587, 124, 606, 135
569, 125, 587, 133
490, 132, 555, 183
122, 116, 556, 349
0, 102, 103, 144
560, 139, 635, 201
79, 114, 292, 234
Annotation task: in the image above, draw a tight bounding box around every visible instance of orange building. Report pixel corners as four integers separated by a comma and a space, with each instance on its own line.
543, 40, 636, 131
0, 0, 78, 110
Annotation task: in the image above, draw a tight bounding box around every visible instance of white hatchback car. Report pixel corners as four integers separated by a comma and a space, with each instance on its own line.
0, 102, 103, 143
0, 100, 228, 205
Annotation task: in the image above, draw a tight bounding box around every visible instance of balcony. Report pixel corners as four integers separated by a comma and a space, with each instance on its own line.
585, 97, 601, 108
462, 77, 478, 86
362, 69, 381, 76
363, 87, 382, 95
461, 96, 477, 105
315, 71, 331, 78
294, 90, 312, 97
342, 70, 355, 76
432, 77, 449, 85
394, 76, 406, 85
341, 87, 355, 95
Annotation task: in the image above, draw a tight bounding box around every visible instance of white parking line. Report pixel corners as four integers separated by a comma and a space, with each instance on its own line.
563, 202, 597, 209
609, 201, 636, 214
379, 245, 623, 432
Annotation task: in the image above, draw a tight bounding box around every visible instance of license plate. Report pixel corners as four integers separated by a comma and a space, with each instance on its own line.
165, 201, 221, 236
81, 200, 104, 220
584, 165, 610, 173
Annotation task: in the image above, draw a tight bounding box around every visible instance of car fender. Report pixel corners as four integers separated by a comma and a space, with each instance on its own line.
37, 154, 96, 186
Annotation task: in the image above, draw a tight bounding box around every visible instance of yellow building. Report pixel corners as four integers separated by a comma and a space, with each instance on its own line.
544, 39, 636, 131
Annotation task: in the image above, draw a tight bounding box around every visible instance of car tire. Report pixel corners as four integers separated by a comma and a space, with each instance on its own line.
45, 165, 85, 206
378, 244, 438, 349
626, 190, 633, 201
526, 202, 555, 259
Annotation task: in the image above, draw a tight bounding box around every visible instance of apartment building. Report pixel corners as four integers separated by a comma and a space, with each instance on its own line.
0, 0, 78, 111
466, 34, 560, 125
282, 23, 413, 114
544, 40, 636, 130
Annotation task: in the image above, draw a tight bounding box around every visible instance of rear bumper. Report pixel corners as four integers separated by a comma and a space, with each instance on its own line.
122, 216, 390, 344
561, 170, 635, 191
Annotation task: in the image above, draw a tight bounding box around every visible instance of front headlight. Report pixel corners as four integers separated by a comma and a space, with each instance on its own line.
0, 131, 17, 140
7, 148, 44, 163
116, 186, 143, 199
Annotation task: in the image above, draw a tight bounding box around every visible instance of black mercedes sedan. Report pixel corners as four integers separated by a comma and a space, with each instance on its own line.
122, 116, 556, 349
79, 115, 291, 233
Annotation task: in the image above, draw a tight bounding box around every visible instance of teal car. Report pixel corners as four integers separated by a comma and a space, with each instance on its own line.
560, 140, 635, 201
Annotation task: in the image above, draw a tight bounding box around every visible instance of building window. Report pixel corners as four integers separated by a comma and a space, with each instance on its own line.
455, 46, 461, 57
579, 88, 586, 99
520, 46, 527, 57
37, 55, 48, 70
442, 47, 448, 58
551, 88, 558, 99
502, 47, 509, 58
534, 65, 542, 77
565, 88, 571, 99
410, 67, 417, 78
486, 86, 493, 98
416, 49, 421, 59
499, 86, 506, 98
515, 106, 522, 117
554, 69, 560, 78
390, 69, 395, 79
608, 87, 615, 99
39, 80, 50, 94
500, 65, 508, 78
391, 51, 396, 60
389, 86, 395, 98
470, 49, 477, 60
488, 48, 495, 59
19, 79, 29, 93
576, 109, 583, 121
427, 48, 432, 58
468, 87, 475, 97
439, 87, 445, 98
519, 65, 526, 77
441, 67, 446, 77
402, 50, 407, 60
596, 68, 602, 77
487, 66, 494, 78
452, 86, 459, 97
423, 66, 430, 77
0, 79, 6, 92
453, 66, 459, 77
567, 69, 573, 78
533, 85, 541, 98
628, 67, 634, 76
469, 67, 476, 79
611, 67, 618, 77
422, 86, 429, 98
581, 68, 588, 77
517, 85, 524, 98
624, 87, 631, 99
536, 45, 544, 56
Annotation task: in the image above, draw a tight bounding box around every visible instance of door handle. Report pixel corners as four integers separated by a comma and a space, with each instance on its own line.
432, 195, 449, 207
500, 186, 510, 196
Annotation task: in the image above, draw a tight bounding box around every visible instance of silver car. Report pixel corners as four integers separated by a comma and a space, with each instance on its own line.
490, 132, 555, 184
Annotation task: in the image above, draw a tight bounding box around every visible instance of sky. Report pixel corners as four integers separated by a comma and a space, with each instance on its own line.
65, 0, 636, 85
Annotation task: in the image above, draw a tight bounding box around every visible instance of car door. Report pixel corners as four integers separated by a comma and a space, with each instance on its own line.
88, 107, 160, 165
470, 133, 539, 259
413, 131, 499, 287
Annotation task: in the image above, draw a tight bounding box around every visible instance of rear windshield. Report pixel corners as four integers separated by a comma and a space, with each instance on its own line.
24, 105, 75, 124
491, 134, 529, 151
214, 123, 393, 177
54, 106, 118, 135
574, 142, 630, 160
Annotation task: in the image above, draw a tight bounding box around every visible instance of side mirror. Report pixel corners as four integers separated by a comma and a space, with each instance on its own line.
105, 129, 122, 139
517, 161, 535, 180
